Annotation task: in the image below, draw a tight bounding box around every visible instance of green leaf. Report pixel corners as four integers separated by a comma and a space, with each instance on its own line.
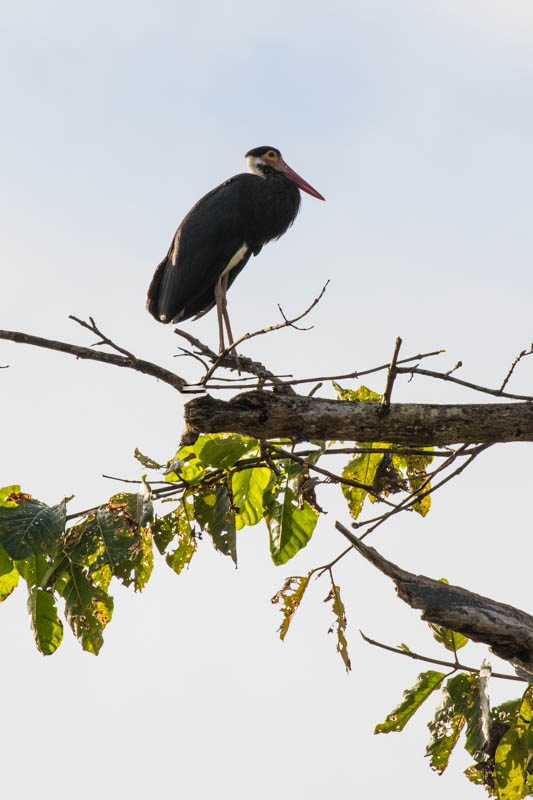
325, 583, 351, 672
232, 467, 271, 529
28, 587, 63, 655
426, 673, 479, 774
194, 484, 237, 565
113, 528, 153, 591
166, 532, 197, 575
341, 444, 389, 520
429, 622, 469, 652
111, 490, 154, 528
271, 575, 311, 640
0, 494, 66, 559
0, 544, 19, 601
195, 434, 258, 469
375, 670, 445, 734
152, 502, 197, 574
58, 563, 113, 655
264, 487, 318, 565
403, 451, 433, 517
333, 383, 383, 402
16, 555, 63, 655
165, 450, 204, 484
493, 692, 533, 800
65, 498, 153, 591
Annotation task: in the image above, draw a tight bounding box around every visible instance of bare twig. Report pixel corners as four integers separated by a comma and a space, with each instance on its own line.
397, 365, 533, 403
268, 348, 445, 389
69, 315, 135, 359
380, 336, 402, 410
357, 443, 490, 539
197, 282, 329, 386
308, 382, 323, 397
101, 474, 169, 485
175, 346, 210, 371
359, 632, 525, 682
445, 360, 462, 377
277, 302, 314, 331
294, 446, 465, 458
174, 328, 293, 393
0, 328, 189, 393
499, 346, 533, 393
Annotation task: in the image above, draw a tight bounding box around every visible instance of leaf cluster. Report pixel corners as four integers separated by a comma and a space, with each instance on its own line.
375, 622, 533, 799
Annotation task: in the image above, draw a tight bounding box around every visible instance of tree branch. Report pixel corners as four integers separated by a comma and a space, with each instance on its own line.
336, 522, 533, 679
0, 328, 189, 393
359, 632, 525, 682
182, 390, 533, 446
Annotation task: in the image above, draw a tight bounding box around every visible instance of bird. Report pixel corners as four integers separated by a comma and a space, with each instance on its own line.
147, 146, 325, 353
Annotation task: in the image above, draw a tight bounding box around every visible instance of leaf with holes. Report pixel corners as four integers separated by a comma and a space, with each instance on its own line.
376, 670, 445, 735
341, 445, 390, 520
325, 583, 351, 672
58, 562, 113, 655
271, 574, 311, 640
194, 485, 237, 565
17, 555, 63, 655
492, 690, 533, 800
133, 448, 163, 470
0, 493, 66, 559
65, 499, 152, 590
426, 673, 479, 774
403, 450, 433, 517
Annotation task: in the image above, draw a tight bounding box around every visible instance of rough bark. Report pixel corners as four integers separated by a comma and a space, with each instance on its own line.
182, 390, 533, 446
337, 523, 533, 680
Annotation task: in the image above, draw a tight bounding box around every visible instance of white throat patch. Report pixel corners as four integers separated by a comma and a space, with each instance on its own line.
246, 155, 266, 178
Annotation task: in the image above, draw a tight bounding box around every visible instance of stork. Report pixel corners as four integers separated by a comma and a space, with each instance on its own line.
147, 146, 325, 353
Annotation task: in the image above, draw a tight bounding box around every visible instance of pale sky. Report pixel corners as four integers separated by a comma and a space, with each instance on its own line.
2, 2, 533, 798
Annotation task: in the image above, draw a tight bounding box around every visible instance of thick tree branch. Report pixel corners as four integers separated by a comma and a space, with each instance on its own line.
336, 522, 533, 679
182, 390, 533, 446
0, 328, 188, 393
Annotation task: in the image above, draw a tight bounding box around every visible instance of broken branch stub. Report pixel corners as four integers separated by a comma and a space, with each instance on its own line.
336, 522, 533, 680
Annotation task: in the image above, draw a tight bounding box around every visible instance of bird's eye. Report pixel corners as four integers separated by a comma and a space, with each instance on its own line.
266, 150, 278, 160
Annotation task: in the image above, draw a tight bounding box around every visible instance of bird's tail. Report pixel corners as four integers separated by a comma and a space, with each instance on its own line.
146, 256, 167, 321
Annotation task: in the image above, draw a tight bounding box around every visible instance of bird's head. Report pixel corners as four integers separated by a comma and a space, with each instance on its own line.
245, 146, 325, 201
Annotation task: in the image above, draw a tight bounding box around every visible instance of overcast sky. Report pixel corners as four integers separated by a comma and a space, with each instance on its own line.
2, 2, 533, 798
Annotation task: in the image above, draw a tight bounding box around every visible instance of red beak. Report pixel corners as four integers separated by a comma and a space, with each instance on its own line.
281, 160, 325, 201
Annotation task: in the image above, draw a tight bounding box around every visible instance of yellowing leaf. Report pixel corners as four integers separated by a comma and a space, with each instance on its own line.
325, 583, 351, 672
341, 444, 390, 520
271, 574, 310, 640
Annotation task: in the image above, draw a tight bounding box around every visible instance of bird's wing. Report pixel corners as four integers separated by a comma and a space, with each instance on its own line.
148, 174, 257, 323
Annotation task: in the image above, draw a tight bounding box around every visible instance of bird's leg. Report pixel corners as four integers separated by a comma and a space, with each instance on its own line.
214, 278, 226, 354
220, 273, 237, 356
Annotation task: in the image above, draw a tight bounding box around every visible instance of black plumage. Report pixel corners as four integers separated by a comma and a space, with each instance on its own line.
147, 146, 324, 352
